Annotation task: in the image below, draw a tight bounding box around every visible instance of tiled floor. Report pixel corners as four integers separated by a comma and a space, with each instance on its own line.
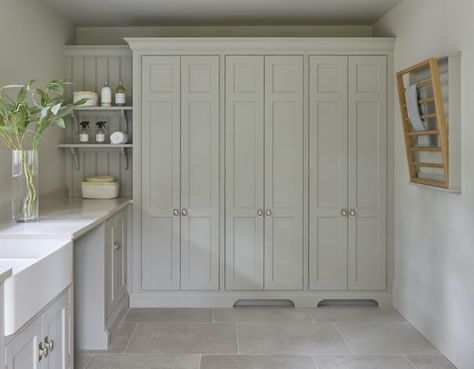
75, 307, 457, 369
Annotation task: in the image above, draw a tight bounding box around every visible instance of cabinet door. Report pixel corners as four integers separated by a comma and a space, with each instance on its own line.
180, 56, 220, 290
348, 56, 387, 291
309, 56, 349, 291
264, 56, 304, 290
225, 56, 265, 290
42, 293, 70, 369
5, 316, 43, 369
141, 56, 181, 290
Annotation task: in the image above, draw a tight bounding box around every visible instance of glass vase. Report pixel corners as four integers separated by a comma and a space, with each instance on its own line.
12, 149, 39, 222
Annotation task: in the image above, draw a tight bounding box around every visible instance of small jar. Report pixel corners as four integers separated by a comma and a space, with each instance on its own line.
115, 81, 127, 106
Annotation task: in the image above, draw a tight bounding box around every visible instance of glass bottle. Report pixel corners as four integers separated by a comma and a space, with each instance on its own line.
79, 121, 90, 143
96, 121, 106, 144
115, 81, 127, 106
101, 82, 112, 107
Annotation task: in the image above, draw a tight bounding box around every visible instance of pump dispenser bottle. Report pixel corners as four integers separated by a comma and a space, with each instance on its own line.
96, 121, 106, 144
79, 121, 90, 143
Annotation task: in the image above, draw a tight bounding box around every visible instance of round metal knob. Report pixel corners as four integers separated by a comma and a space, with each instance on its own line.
257, 209, 263, 217
182, 209, 188, 216
114, 240, 121, 250
349, 209, 356, 217
265, 209, 272, 216
173, 208, 180, 216
45, 337, 54, 352
341, 209, 348, 217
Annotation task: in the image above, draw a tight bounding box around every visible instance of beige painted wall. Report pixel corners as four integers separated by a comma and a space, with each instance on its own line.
0, 0, 75, 208
374, 1, 474, 368
75, 25, 373, 44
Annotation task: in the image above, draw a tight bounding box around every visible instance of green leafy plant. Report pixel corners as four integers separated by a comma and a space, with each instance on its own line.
0, 80, 86, 220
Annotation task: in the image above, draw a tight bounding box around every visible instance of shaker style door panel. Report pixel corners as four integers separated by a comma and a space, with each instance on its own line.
225, 56, 265, 290
42, 293, 70, 369
264, 56, 304, 291
141, 56, 181, 290
112, 212, 127, 299
308, 56, 349, 291
5, 316, 43, 369
180, 56, 220, 290
348, 56, 387, 291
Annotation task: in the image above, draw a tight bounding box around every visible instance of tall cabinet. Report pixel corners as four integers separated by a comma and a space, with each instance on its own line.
309, 55, 387, 291
225, 55, 304, 291
128, 38, 394, 307
140, 55, 220, 291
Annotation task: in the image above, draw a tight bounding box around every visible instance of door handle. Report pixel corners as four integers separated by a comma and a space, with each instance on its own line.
173, 208, 180, 216
265, 209, 272, 216
114, 240, 121, 251
182, 209, 188, 216
341, 209, 348, 217
257, 209, 263, 217
349, 209, 356, 217
44, 336, 54, 352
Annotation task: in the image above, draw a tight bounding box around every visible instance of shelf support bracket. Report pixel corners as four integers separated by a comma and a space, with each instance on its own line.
120, 109, 128, 134
70, 148, 80, 170
121, 147, 129, 170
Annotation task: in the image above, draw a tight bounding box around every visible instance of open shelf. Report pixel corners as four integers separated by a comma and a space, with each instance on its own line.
74, 106, 133, 111
58, 144, 132, 170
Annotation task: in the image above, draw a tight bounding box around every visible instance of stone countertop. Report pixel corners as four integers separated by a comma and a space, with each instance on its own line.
0, 197, 132, 240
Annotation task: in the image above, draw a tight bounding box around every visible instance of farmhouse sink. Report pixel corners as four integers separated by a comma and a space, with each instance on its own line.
0, 237, 72, 336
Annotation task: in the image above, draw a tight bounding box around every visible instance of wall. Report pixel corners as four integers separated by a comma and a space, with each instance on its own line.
373, 1, 474, 368
0, 0, 75, 208
75, 25, 373, 44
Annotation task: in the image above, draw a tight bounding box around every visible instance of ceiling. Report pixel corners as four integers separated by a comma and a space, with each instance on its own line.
43, 0, 402, 27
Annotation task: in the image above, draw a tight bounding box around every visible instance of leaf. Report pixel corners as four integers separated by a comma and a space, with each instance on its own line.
55, 118, 65, 128
16, 87, 26, 103
51, 103, 62, 115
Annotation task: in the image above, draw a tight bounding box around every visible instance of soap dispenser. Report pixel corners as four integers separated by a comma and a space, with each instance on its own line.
79, 121, 90, 143
101, 82, 112, 107
96, 121, 107, 144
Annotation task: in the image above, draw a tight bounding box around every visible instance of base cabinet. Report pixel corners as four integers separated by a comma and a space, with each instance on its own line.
75, 208, 129, 351
5, 289, 71, 369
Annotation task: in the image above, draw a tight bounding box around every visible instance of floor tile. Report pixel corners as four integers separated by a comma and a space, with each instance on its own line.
313, 355, 415, 369
237, 323, 350, 354
126, 322, 237, 354
74, 352, 93, 369
86, 353, 200, 369
214, 307, 312, 322
107, 322, 137, 353
125, 308, 213, 322
407, 355, 457, 369
201, 355, 316, 369
337, 323, 439, 355
310, 307, 406, 323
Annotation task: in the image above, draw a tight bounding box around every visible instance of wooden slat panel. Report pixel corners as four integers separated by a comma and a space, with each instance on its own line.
410, 162, 444, 168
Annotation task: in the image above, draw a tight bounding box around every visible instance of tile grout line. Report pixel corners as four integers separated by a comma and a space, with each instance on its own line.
333, 322, 355, 355
123, 322, 139, 353
199, 354, 203, 369
82, 353, 95, 369
311, 355, 320, 369
307, 308, 316, 323
404, 355, 420, 369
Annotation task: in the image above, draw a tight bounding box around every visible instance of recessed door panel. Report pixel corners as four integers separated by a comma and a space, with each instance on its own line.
264, 56, 304, 291
309, 56, 348, 291
181, 56, 220, 290
141, 56, 181, 291
225, 56, 265, 290
348, 56, 387, 291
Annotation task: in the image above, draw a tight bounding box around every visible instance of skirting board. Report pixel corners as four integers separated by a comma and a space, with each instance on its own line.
130, 292, 393, 308
393, 282, 474, 369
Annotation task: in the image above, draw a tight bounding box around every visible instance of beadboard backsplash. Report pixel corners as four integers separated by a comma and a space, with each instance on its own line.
64, 46, 133, 198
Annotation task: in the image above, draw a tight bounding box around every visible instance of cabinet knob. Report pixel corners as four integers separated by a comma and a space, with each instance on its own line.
182, 209, 188, 216
114, 240, 121, 250
265, 209, 272, 216
39, 342, 48, 361
349, 209, 356, 217
257, 209, 263, 217
173, 208, 180, 216
341, 209, 348, 217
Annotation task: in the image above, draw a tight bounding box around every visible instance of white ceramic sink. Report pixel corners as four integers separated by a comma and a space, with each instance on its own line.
0, 237, 73, 336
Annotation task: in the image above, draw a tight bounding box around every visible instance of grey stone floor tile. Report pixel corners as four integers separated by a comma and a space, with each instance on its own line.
107, 322, 138, 353
125, 308, 213, 322
337, 323, 439, 355
126, 322, 237, 354
201, 355, 316, 369
310, 307, 406, 323
313, 355, 415, 369
86, 353, 200, 369
237, 323, 350, 354
214, 307, 312, 322
74, 352, 94, 369
407, 355, 457, 369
